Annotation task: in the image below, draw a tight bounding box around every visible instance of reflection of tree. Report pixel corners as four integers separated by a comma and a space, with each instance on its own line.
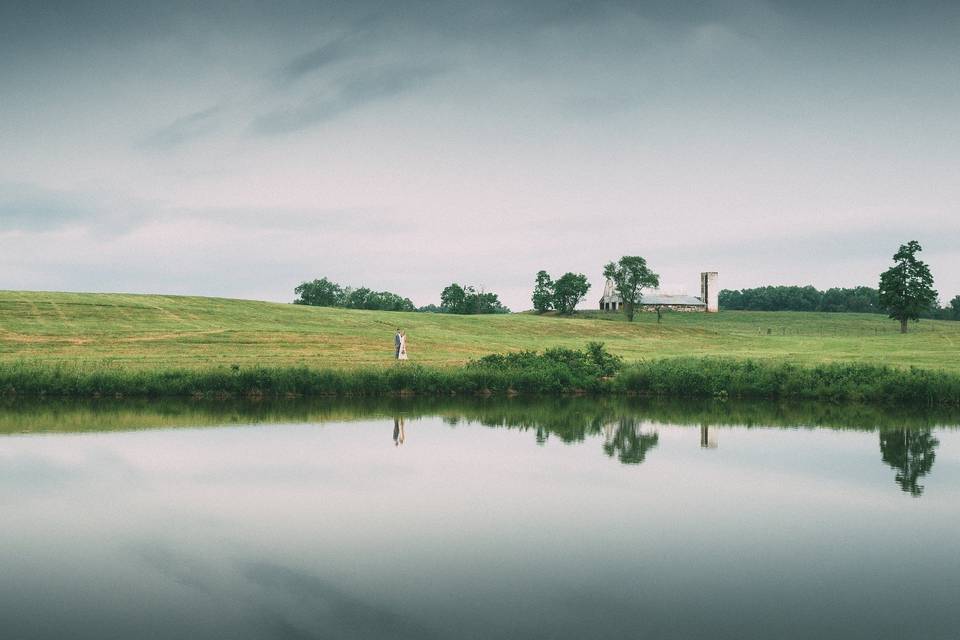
879, 429, 939, 496
602, 418, 659, 465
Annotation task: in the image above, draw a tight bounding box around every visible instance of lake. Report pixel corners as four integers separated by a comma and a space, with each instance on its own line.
2, 397, 959, 639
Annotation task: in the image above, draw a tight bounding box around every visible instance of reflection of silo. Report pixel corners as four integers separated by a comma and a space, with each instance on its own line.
700, 425, 718, 449
700, 272, 719, 313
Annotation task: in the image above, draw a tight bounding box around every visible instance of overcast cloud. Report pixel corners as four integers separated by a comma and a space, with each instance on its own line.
1, 0, 958, 309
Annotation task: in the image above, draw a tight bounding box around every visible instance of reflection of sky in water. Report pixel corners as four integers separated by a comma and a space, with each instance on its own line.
2, 419, 960, 639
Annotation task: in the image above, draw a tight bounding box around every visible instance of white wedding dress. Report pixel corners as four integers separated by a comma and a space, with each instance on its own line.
398, 335, 409, 360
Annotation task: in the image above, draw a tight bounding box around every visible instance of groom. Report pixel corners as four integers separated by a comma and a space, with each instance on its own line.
394, 328, 402, 359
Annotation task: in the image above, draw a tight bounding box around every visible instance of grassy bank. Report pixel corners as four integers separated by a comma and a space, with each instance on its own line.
2, 290, 959, 371
3, 354, 959, 405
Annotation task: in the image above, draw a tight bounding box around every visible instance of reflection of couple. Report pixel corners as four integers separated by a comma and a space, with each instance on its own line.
394, 329, 408, 360
393, 416, 406, 446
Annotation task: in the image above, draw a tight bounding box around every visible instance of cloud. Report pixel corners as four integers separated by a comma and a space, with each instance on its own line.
0, 180, 404, 236
0, 185, 91, 232
137, 106, 224, 150
277, 35, 363, 85
251, 64, 444, 135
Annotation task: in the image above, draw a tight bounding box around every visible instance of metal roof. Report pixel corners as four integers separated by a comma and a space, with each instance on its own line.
636, 294, 705, 306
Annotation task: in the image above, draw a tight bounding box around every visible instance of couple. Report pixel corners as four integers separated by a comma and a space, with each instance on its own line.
394, 328, 409, 360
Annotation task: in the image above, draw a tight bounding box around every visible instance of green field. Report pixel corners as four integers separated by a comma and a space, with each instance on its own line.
1, 290, 957, 372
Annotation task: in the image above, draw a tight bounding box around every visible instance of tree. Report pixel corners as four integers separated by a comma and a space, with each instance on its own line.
531, 270, 554, 313
440, 283, 467, 313
880, 429, 939, 496
602, 256, 659, 321
293, 277, 344, 307
878, 240, 938, 333
552, 272, 590, 315
950, 295, 960, 321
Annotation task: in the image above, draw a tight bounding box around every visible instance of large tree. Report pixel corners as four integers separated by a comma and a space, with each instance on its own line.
878, 240, 938, 333
440, 283, 467, 313
552, 272, 591, 315
531, 270, 554, 313
602, 256, 659, 321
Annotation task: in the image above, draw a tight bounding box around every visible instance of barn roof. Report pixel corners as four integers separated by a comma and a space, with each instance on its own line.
637, 294, 705, 306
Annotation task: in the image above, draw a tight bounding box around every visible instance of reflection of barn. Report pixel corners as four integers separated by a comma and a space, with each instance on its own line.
600, 271, 718, 313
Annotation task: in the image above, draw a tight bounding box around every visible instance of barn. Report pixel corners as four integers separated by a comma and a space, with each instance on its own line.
599, 272, 718, 313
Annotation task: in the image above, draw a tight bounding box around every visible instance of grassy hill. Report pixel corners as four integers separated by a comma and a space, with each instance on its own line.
1, 290, 958, 372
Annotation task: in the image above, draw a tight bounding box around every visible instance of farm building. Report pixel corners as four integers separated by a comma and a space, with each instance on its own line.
600, 271, 718, 313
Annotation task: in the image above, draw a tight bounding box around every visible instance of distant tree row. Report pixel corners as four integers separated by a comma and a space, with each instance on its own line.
720, 284, 958, 320
719, 241, 958, 330
294, 277, 510, 314
939, 296, 960, 321
719, 285, 882, 313
440, 283, 510, 314
294, 277, 416, 311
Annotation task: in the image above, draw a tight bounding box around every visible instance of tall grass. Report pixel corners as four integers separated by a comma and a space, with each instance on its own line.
2, 347, 959, 405
614, 358, 960, 405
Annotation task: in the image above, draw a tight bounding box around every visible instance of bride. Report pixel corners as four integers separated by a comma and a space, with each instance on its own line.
398, 331, 409, 360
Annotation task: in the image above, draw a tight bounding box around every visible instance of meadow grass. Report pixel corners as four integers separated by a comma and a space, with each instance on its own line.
1, 291, 958, 403
2, 290, 958, 372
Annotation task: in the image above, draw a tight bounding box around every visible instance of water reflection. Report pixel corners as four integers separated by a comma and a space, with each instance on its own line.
393, 416, 406, 446
700, 425, 717, 449
2, 396, 958, 497
879, 429, 940, 496
2, 397, 960, 639
602, 418, 659, 464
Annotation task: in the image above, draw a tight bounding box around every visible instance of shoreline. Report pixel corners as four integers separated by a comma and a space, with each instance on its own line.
2, 357, 959, 406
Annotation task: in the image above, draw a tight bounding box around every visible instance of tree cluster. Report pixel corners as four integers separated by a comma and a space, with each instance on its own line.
440, 283, 510, 314
294, 277, 415, 311
531, 271, 591, 314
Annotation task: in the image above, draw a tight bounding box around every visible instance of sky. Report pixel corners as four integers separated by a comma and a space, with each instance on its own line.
2, 0, 958, 310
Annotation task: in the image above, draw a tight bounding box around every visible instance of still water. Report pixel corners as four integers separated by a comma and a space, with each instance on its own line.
2, 398, 959, 639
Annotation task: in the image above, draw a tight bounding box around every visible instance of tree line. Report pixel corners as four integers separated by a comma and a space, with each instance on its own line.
293, 242, 956, 329
293, 277, 417, 311
720, 285, 958, 320
720, 241, 959, 328
294, 277, 509, 314
719, 285, 883, 313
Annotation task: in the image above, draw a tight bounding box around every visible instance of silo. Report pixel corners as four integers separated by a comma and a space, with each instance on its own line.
700, 272, 719, 312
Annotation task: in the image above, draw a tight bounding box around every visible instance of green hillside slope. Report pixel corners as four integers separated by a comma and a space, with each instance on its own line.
1, 291, 957, 372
